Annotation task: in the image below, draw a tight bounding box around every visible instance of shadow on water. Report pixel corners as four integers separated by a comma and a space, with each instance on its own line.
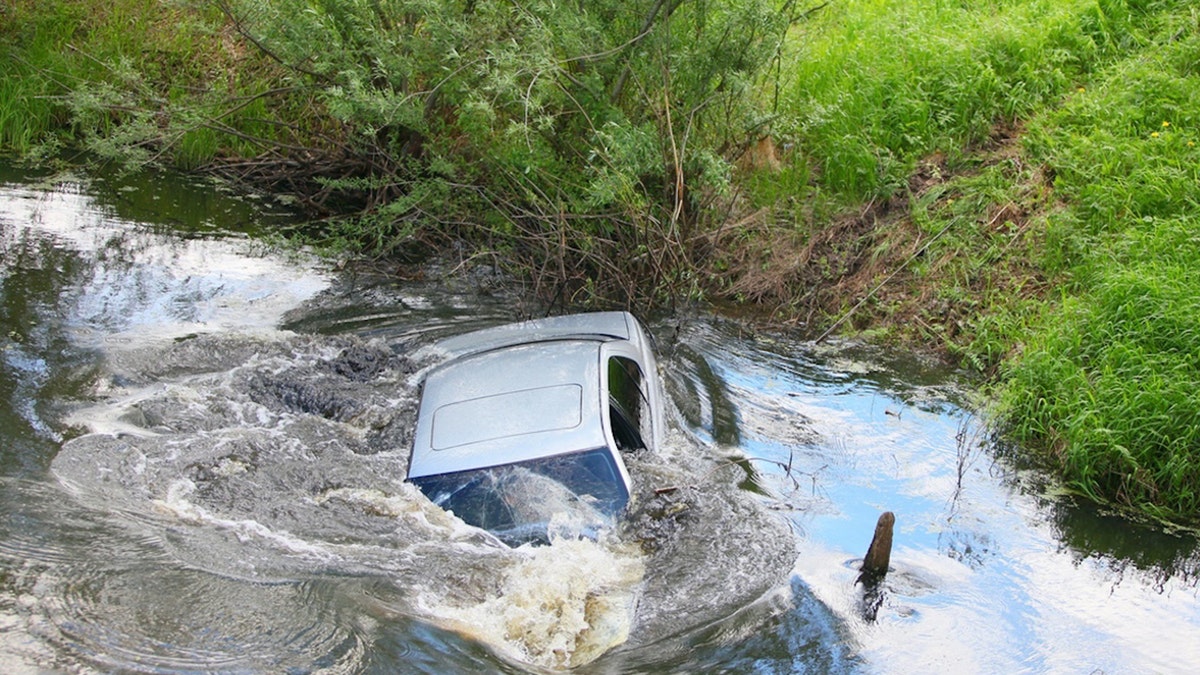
1, 223, 97, 476
1035, 480, 1199, 590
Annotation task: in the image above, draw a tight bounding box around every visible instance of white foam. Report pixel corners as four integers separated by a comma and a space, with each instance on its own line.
152, 478, 336, 562
419, 538, 645, 669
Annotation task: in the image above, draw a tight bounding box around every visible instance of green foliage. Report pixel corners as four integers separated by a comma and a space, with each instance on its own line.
1025, 54, 1200, 231
758, 0, 1200, 523
0, 72, 54, 154
1000, 259, 1200, 521
996, 8, 1200, 523
0, 0, 82, 153
776, 0, 1162, 200
0, 0, 318, 166
211, 0, 799, 301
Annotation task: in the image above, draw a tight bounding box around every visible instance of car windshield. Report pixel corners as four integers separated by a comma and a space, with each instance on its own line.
409, 448, 629, 546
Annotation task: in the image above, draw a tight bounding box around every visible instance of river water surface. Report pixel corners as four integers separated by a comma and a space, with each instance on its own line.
1, 162, 1198, 673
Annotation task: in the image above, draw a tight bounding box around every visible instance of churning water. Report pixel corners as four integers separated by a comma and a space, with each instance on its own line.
1, 163, 1198, 673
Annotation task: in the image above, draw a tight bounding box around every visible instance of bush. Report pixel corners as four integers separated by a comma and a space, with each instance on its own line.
213, 0, 803, 303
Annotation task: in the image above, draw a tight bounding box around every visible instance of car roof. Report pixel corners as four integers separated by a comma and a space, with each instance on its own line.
408, 313, 640, 479
431, 311, 637, 359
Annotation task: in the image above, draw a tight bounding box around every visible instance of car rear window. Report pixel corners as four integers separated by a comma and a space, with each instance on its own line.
409, 448, 629, 545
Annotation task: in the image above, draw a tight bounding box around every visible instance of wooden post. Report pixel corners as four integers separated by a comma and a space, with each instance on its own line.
857, 511, 895, 585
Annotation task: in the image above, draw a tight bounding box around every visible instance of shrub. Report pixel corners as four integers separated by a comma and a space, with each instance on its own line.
209, 0, 805, 302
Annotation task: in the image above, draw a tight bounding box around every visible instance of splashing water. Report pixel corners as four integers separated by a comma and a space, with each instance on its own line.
48, 327, 780, 669
422, 538, 645, 669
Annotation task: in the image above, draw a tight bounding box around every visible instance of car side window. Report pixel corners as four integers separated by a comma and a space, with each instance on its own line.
608, 356, 652, 451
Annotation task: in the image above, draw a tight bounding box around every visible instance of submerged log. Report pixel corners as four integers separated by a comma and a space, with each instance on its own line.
856, 511, 895, 585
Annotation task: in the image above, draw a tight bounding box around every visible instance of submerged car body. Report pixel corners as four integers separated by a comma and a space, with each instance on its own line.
407, 312, 663, 546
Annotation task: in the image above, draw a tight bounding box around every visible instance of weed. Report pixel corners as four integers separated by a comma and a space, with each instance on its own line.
777, 0, 1114, 199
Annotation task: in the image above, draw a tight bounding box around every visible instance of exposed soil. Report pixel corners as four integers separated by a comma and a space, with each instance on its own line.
707, 124, 1058, 366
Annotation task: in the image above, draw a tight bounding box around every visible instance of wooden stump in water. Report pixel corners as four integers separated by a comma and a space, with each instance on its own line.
857, 511, 895, 585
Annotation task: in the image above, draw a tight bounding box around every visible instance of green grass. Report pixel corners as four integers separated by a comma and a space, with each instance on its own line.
0, 0, 81, 153
771, 0, 1200, 523
0, 76, 53, 153
0, 0, 312, 166
776, 0, 1142, 200
1001, 258, 1200, 520
994, 5, 1200, 523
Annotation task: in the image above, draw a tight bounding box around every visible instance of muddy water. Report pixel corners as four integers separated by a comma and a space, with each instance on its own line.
1, 163, 1198, 673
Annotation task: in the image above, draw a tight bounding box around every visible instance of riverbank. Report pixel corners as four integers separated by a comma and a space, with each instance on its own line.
3, 0, 1197, 524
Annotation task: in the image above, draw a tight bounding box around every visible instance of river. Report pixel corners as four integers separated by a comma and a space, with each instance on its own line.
1, 161, 1197, 673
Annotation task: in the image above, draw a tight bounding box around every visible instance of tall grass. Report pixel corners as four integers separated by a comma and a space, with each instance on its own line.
0, 0, 306, 165
1001, 256, 1200, 520
776, 0, 1141, 199
0, 77, 53, 154
768, 0, 1200, 522
0, 1, 82, 153
996, 5, 1200, 523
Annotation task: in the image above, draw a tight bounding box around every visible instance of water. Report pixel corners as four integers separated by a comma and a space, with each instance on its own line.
1, 162, 1197, 673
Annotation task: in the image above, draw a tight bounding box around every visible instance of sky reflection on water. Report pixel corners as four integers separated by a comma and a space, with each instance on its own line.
666, 319, 1200, 673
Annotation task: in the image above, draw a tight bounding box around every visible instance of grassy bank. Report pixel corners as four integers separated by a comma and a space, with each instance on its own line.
0, 0, 332, 166
780, 0, 1120, 198
761, 0, 1199, 523
998, 17, 1200, 523
3, 0, 1198, 524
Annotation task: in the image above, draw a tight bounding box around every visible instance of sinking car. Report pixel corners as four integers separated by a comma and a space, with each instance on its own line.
406, 311, 664, 546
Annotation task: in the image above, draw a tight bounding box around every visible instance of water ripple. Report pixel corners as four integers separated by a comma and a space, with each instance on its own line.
0, 479, 364, 673
30, 568, 364, 674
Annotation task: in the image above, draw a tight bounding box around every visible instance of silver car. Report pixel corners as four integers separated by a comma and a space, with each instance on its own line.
407, 312, 664, 546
